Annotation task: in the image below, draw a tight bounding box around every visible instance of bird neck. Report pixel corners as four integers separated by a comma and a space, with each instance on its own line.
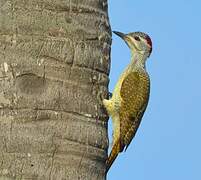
129, 51, 148, 71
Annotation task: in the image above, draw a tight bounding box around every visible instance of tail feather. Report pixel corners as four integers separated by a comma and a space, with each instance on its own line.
106, 140, 123, 172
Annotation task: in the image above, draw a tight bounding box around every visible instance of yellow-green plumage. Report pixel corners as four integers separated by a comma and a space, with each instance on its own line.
120, 71, 150, 150
103, 69, 150, 172
103, 30, 152, 172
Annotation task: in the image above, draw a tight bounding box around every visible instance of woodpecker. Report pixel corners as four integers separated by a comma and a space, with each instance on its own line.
103, 31, 152, 172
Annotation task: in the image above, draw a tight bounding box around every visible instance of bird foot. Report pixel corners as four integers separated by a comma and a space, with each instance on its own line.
108, 92, 113, 99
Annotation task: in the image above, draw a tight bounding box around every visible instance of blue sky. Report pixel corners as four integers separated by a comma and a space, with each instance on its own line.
107, 0, 201, 179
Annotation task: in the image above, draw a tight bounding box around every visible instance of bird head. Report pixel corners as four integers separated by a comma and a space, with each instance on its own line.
113, 31, 152, 57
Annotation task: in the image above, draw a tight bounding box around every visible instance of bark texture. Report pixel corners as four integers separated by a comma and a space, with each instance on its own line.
0, 0, 111, 179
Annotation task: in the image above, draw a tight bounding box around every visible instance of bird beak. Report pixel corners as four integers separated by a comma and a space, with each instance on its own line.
113, 31, 131, 47
113, 31, 139, 51
113, 31, 126, 40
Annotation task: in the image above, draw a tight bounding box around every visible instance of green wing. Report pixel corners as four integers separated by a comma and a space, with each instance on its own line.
119, 71, 150, 151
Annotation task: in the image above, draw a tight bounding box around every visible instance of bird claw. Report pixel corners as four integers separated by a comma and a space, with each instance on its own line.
108, 92, 113, 98
97, 90, 112, 104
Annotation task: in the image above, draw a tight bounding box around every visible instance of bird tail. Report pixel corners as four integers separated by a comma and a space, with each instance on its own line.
106, 140, 122, 173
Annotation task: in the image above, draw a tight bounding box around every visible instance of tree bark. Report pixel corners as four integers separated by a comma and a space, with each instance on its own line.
0, 0, 111, 179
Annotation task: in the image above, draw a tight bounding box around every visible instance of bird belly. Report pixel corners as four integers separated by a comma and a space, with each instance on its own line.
111, 114, 120, 145
109, 94, 122, 145
104, 70, 130, 146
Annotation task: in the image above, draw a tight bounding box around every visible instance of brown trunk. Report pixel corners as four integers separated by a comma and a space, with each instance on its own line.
0, 0, 111, 179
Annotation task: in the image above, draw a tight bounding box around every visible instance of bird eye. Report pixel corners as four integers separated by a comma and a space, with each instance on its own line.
134, 36, 140, 41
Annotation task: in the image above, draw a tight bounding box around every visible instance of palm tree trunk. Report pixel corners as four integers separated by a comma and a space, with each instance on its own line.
0, 0, 111, 179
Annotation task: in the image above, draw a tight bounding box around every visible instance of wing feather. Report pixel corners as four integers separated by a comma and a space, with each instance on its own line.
119, 71, 150, 151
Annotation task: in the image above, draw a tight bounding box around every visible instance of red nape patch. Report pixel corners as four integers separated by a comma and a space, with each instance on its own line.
145, 35, 152, 54
145, 35, 152, 48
